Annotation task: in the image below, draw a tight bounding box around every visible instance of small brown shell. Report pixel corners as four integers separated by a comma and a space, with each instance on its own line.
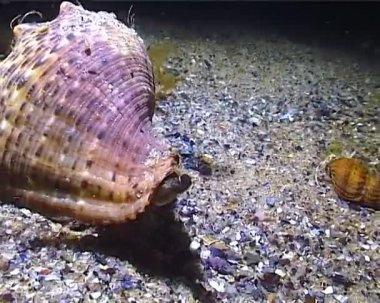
327, 157, 380, 210
0, 2, 191, 225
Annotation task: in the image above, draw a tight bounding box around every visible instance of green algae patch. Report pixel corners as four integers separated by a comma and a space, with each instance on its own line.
147, 41, 179, 100
325, 140, 344, 156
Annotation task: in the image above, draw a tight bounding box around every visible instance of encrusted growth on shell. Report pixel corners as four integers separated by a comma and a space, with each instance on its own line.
0, 2, 191, 225
326, 157, 380, 210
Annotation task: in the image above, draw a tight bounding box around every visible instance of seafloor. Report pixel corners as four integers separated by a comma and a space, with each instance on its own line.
0, 4, 379, 303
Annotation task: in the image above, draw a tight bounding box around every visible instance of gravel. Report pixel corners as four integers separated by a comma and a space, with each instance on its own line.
1, 13, 379, 303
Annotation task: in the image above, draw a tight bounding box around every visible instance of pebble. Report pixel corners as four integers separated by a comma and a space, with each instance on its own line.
221, 227, 230, 234
225, 284, 237, 296
331, 273, 354, 287
9, 268, 20, 276
209, 246, 226, 258
206, 256, 234, 275
274, 269, 286, 278
334, 294, 348, 303
44, 273, 60, 282
200, 249, 211, 260
323, 286, 334, 295
90, 291, 102, 300
244, 252, 261, 266
265, 196, 278, 207
208, 279, 225, 293
260, 272, 282, 292
0, 256, 10, 271
0, 293, 15, 302
120, 275, 135, 290
189, 240, 201, 251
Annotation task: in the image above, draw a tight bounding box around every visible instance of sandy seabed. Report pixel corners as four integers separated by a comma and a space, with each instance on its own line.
0, 12, 379, 303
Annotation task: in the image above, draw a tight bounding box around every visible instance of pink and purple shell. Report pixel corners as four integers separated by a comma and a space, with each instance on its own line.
0, 1, 190, 225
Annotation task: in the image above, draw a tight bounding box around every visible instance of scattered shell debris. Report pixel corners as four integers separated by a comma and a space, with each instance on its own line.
1, 4, 379, 303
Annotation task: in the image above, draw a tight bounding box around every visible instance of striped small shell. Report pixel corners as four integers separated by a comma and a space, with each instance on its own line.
327, 157, 380, 210
0, 2, 191, 225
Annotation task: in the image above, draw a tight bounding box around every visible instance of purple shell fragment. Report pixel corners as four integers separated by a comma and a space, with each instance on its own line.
120, 275, 135, 289
206, 256, 234, 275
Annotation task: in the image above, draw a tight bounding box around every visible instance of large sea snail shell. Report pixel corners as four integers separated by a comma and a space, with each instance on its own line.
0, 2, 191, 225
326, 157, 380, 210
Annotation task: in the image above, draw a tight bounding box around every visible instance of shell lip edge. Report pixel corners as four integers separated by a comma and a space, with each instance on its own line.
150, 171, 192, 207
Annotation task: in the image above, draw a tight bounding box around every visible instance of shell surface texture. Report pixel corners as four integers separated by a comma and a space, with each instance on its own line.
327, 157, 380, 210
0, 2, 191, 225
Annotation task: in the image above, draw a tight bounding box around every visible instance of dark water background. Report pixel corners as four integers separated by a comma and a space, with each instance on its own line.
0, 1, 379, 66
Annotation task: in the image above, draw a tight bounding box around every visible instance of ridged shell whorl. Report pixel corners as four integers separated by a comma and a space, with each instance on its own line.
0, 2, 191, 225
327, 157, 379, 210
